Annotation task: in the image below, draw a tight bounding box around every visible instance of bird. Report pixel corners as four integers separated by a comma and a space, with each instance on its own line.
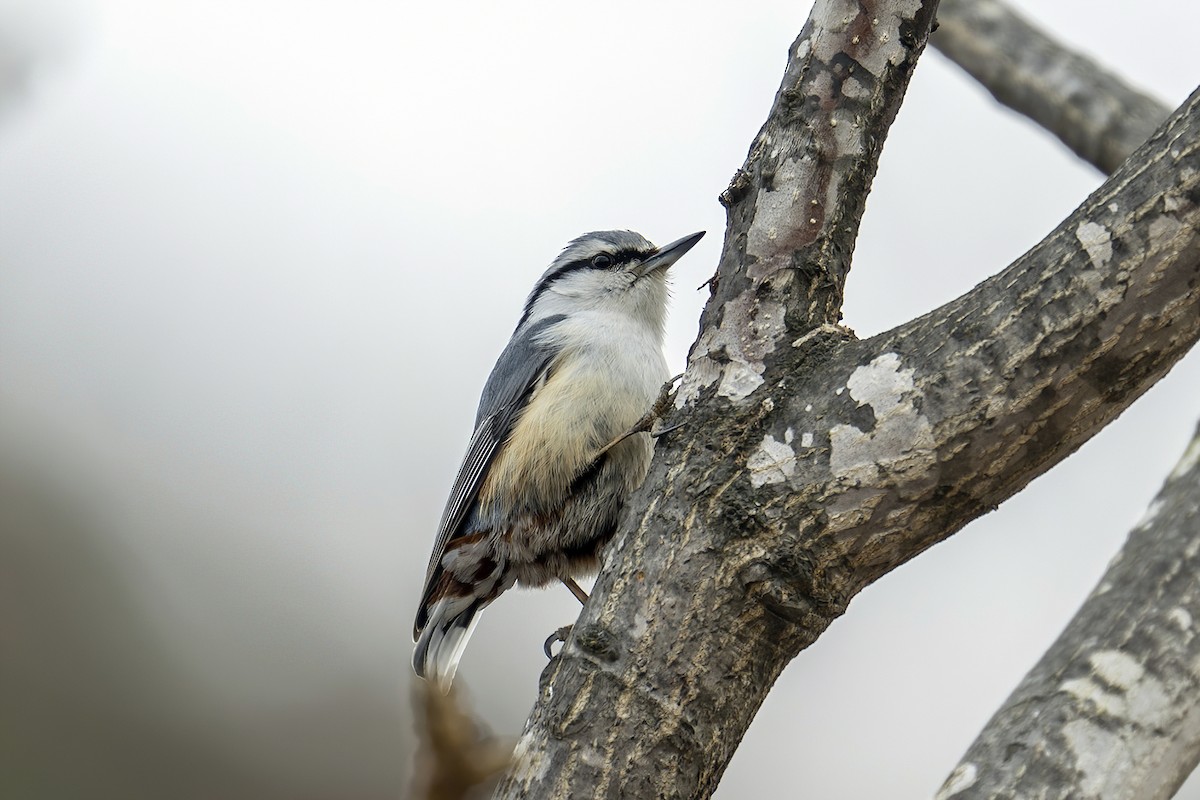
412, 229, 705, 690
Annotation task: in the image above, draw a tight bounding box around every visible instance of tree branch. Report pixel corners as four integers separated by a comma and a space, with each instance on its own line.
926, 15, 1200, 791
931, 0, 1169, 174
494, 0, 1200, 796
819, 86, 1200, 590
936, 422, 1200, 800
496, 1, 942, 796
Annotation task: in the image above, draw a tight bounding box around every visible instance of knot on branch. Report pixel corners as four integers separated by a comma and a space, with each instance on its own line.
719, 168, 752, 208
738, 557, 848, 629
573, 622, 620, 662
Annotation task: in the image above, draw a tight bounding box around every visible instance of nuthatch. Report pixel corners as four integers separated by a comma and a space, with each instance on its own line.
412, 229, 705, 690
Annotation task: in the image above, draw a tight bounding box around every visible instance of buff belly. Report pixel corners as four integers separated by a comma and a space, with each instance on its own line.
471, 352, 660, 586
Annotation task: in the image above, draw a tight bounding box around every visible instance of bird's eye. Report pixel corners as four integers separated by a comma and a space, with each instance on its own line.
591, 254, 613, 269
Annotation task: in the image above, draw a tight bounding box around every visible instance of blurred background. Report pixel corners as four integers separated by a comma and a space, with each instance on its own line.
2, 1, 1199, 797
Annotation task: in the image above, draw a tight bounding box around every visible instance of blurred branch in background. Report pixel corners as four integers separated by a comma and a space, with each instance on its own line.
932, 0, 1169, 173
410, 683, 511, 800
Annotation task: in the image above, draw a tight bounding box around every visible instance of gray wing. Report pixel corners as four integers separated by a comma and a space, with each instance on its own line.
413, 315, 564, 635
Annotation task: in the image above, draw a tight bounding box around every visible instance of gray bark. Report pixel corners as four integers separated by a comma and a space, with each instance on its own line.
492, 0, 1200, 797
927, 8, 1200, 796
932, 0, 1168, 174
936, 425, 1200, 800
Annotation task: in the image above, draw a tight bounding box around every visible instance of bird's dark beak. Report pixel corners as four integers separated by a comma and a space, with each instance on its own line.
635, 231, 705, 278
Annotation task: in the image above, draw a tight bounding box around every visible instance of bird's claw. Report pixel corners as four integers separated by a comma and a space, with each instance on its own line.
651, 419, 687, 438
595, 375, 687, 456
647, 374, 686, 438
543, 625, 574, 659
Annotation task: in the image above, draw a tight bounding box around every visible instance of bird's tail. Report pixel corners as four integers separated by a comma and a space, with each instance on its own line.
413, 595, 485, 692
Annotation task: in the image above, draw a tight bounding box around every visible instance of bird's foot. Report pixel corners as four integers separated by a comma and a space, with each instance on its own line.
561, 577, 589, 605
647, 373, 687, 437
594, 374, 686, 456
544, 625, 573, 659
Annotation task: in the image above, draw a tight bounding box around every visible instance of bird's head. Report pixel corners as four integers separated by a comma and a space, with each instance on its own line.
517, 230, 705, 331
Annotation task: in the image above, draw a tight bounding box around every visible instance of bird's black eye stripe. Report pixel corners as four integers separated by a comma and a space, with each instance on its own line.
516, 248, 655, 327
598, 249, 650, 268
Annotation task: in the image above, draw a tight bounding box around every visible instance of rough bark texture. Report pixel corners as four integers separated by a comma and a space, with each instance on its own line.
932, 0, 1168, 174
927, 9, 1200, 795
936, 425, 1200, 800
495, 2, 943, 797
492, 0, 1200, 797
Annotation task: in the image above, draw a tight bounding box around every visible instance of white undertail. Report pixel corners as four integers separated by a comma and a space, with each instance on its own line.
412, 596, 484, 693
